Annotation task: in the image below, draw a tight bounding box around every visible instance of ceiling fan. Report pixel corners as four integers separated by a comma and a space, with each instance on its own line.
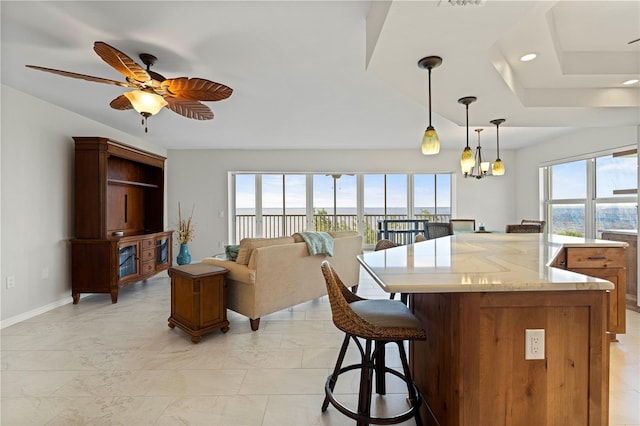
26, 41, 233, 132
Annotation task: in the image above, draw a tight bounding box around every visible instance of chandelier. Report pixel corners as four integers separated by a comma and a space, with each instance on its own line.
464, 129, 490, 179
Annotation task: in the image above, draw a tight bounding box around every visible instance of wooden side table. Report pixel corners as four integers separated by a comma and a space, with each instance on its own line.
168, 263, 229, 343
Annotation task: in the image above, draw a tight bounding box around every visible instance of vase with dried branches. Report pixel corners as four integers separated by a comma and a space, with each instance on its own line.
176, 203, 194, 265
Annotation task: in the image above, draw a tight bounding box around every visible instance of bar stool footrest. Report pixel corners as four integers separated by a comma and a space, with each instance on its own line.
323, 363, 422, 425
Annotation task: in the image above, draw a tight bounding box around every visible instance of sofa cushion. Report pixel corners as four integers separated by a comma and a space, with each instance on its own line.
329, 231, 358, 238
235, 236, 295, 265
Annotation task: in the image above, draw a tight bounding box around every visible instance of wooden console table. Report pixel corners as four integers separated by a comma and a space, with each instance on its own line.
168, 263, 229, 343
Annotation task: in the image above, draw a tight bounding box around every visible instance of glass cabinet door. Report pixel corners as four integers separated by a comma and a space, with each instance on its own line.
118, 243, 138, 279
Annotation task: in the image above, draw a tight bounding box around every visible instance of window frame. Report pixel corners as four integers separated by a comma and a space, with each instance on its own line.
541, 147, 637, 238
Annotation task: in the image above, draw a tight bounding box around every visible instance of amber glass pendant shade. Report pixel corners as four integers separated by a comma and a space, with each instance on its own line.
492, 159, 505, 175
461, 146, 475, 173
422, 126, 440, 155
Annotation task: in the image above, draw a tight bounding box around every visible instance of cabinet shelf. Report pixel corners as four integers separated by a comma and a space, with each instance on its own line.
108, 179, 160, 189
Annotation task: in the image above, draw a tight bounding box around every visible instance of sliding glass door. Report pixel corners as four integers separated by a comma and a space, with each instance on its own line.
232, 172, 453, 244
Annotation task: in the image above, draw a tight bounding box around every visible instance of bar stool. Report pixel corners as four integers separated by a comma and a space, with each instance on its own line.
320, 260, 426, 425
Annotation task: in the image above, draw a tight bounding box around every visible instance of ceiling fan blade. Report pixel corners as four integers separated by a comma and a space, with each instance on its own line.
109, 95, 133, 110
161, 77, 233, 101
165, 97, 214, 120
93, 41, 150, 83
25, 65, 132, 88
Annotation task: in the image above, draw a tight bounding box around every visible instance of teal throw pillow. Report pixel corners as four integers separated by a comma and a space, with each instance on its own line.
225, 244, 240, 261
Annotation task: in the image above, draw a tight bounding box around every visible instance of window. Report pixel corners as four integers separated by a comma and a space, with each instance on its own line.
543, 149, 637, 238
548, 160, 587, 236
232, 172, 454, 245
363, 174, 408, 243
414, 173, 451, 219
235, 174, 256, 238
313, 174, 357, 232
260, 174, 307, 237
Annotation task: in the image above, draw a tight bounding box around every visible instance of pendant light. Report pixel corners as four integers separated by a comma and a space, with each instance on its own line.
458, 96, 477, 174
490, 118, 506, 176
418, 56, 443, 155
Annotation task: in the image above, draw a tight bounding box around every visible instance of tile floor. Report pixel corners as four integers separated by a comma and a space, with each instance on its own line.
1, 269, 639, 425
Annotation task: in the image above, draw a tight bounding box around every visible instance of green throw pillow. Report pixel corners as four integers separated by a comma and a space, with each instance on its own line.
225, 244, 240, 261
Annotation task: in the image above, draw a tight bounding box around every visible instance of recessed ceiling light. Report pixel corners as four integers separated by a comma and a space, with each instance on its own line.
622, 79, 639, 85
520, 53, 537, 62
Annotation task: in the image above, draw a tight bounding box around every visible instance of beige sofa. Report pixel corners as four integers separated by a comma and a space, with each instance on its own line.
202, 232, 363, 330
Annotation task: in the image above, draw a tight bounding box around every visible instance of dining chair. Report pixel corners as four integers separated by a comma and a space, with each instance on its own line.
374, 239, 397, 251
505, 224, 542, 233
425, 222, 453, 240
450, 219, 476, 232
521, 219, 546, 232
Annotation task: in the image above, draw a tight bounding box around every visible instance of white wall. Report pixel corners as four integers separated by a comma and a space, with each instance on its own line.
166, 148, 517, 261
515, 126, 639, 221
0, 85, 166, 324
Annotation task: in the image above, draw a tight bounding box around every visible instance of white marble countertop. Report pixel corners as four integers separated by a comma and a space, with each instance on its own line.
358, 233, 627, 293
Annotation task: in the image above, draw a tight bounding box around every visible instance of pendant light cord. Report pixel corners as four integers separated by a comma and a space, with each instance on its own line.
496, 122, 500, 157
465, 104, 470, 148
428, 68, 432, 126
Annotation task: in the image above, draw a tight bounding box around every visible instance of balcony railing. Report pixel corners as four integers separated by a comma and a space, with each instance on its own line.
235, 213, 450, 245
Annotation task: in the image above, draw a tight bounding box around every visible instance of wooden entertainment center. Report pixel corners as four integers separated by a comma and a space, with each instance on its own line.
70, 137, 172, 303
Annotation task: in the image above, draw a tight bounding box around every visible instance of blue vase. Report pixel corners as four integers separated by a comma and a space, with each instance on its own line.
176, 243, 191, 265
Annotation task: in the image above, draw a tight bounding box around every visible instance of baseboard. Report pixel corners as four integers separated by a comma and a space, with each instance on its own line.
0, 294, 83, 329
1, 272, 171, 329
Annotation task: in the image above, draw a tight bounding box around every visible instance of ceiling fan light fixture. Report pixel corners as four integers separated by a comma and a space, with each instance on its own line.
418, 56, 443, 155
124, 90, 167, 116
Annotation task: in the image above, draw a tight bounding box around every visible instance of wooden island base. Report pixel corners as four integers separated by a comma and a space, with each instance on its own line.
411, 290, 609, 426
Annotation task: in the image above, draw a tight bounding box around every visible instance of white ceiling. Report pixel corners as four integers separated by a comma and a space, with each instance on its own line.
1, 1, 639, 151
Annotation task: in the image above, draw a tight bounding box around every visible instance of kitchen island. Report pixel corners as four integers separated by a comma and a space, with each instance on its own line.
358, 233, 627, 426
